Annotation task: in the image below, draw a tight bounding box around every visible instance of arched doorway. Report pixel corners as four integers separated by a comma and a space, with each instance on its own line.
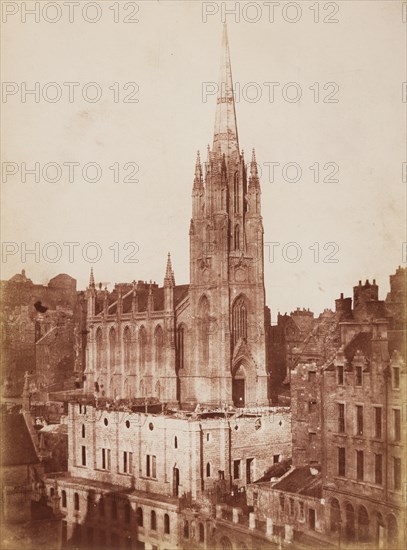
330, 498, 341, 533
387, 514, 398, 546
345, 502, 355, 541
358, 506, 370, 542
219, 536, 233, 550
376, 512, 385, 548
232, 364, 245, 407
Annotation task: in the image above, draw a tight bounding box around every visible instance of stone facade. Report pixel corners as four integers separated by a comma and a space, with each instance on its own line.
42, 27, 293, 550
65, 403, 290, 499
1, 270, 86, 396
245, 268, 407, 549
84, 25, 270, 409
45, 402, 291, 549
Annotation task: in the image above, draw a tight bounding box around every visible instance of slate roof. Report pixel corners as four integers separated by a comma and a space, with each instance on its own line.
273, 466, 321, 496
95, 284, 189, 316
1, 414, 39, 466
344, 331, 372, 362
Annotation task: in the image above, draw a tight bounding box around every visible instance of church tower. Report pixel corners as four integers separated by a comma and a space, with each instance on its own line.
181, 25, 269, 406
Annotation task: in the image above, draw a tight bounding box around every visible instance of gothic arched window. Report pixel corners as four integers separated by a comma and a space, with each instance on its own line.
96, 328, 103, 370
151, 510, 157, 530
154, 325, 163, 366
164, 513, 170, 534
139, 327, 147, 369
199, 296, 210, 366
232, 297, 247, 347
234, 172, 239, 213
177, 325, 186, 371
234, 225, 240, 250
123, 326, 131, 370
109, 328, 116, 370
136, 507, 143, 527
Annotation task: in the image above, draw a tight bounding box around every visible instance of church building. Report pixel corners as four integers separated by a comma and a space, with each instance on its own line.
84, 25, 270, 408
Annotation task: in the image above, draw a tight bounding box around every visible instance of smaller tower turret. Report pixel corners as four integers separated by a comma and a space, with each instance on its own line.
86, 268, 96, 318
164, 253, 175, 311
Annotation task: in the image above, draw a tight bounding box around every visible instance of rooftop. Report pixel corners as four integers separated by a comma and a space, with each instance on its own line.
1, 413, 39, 467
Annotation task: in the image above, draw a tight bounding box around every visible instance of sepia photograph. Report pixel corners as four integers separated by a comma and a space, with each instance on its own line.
0, 1, 406, 549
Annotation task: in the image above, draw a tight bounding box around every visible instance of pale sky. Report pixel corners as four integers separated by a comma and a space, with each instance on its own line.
1, 0, 406, 319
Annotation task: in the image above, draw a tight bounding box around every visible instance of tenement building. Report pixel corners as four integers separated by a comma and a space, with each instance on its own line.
243, 269, 406, 549
44, 26, 292, 550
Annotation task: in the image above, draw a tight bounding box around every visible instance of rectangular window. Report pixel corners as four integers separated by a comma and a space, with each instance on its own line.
355, 366, 363, 386
123, 451, 133, 474
356, 450, 364, 481
338, 447, 346, 476
253, 492, 258, 507
102, 448, 111, 471
279, 493, 285, 511
81, 446, 86, 466
374, 407, 382, 439
393, 409, 401, 442
393, 367, 400, 389
309, 508, 316, 531
337, 365, 344, 385
338, 403, 345, 433
356, 405, 364, 436
394, 458, 401, 490
308, 400, 317, 414
308, 371, 316, 382
273, 454, 280, 464
374, 454, 383, 485
146, 455, 156, 478
233, 459, 241, 480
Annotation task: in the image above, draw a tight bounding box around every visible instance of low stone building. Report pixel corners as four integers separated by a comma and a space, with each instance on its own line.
44, 402, 291, 549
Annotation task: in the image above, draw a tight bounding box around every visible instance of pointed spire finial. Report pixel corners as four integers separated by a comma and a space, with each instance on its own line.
250, 148, 258, 178
89, 267, 95, 289
194, 150, 203, 185
213, 24, 239, 157
164, 252, 175, 287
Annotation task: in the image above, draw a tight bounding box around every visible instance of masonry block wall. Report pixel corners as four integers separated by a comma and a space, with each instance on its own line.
68, 404, 292, 500
291, 362, 322, 467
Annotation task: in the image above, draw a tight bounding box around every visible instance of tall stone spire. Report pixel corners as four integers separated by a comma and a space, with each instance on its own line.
213, 24, 239, 158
